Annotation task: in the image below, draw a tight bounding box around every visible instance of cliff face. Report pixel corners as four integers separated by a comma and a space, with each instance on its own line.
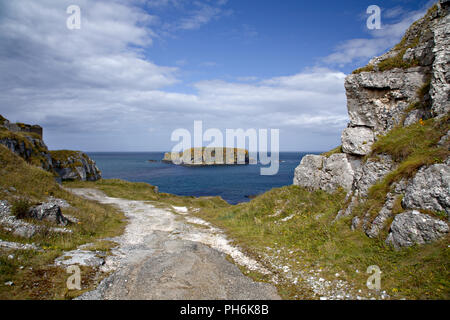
50, 150, 102, 181
294, 1, 449, 248
0, 117, 53, 171
0, 116, 101, 182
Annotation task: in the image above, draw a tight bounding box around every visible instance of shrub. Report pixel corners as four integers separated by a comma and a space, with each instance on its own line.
11, 198, 31, 219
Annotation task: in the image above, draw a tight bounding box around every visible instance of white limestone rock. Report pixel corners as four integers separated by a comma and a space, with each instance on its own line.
341, 127, 375, 156
386, 211, 449, 248
402, 163, 450, 217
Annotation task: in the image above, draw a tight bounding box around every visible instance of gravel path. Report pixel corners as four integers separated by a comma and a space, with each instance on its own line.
70, 188, 280, 300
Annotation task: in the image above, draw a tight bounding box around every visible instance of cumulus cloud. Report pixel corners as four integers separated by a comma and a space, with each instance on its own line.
0, 0, 347, 151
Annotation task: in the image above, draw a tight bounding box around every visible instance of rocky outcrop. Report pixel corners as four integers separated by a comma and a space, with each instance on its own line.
293, 154, 359, 192
293, 2, 449, 247
0, 200, 72, 238
431, 1, 450, 116
386, 211, 449, 248
294, 152, 394, 198
0, 115, 101, 181
364, 180, 407, 238
51, 150, 102, 181
341, 127, 374, 156
27, 203, 70, 226
352, 155, 395, 197
402, 163, 450, 216
0, 115, 43, 137
345, 68, 429, 137
0, 124, 53, 170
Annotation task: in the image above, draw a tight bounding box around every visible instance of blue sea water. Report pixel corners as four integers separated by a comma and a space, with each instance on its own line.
87, 152, 316, 205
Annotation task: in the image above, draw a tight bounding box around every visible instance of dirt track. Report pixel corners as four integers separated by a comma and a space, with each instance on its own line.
70, 188, 280, 300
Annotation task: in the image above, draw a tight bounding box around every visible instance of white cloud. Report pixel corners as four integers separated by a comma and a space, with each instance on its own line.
383, 7, 406, 19
323, 7, 427, 65
150, 0, 232, 32
0, 0, 347, 152
237, 76, 259, 82
178, 4, 222, 30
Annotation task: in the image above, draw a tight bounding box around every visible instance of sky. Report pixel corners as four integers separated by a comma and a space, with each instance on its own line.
0, 0, 435, 152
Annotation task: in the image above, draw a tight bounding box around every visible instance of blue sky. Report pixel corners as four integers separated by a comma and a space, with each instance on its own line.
0, 0, 435, 151
145, 0, 432, 83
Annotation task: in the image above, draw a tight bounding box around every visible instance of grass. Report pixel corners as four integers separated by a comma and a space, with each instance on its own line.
50, 150, 88, 171
371, 116, 449, 163
0, 145, 126, 299
10, 198, 31, 219
72, 178, 450, 300
50, 150, 81, 162
193, 186, 449, 300
377, 53, 419, 72
64, 178, 229, 210
352, 65, 375, 74
321, 145, 342, 157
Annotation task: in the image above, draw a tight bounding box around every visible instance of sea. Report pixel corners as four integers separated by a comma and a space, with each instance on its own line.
87, 152, 318, 205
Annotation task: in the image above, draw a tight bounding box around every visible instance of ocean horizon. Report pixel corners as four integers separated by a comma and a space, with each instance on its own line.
87, 151, 320, 204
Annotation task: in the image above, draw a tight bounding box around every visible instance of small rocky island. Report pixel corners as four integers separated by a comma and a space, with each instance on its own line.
162, 147, 251, 166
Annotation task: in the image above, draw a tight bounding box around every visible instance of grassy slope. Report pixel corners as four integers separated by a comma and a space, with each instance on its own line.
68, 178, 449, 300
0, 145, 126, 299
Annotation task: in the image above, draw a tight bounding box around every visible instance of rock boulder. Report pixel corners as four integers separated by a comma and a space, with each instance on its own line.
341, 126, 375, 156
27, 203, 69, 226
402, 163, 450, 217
386, 211, 449, 248
293, 154, 359, 192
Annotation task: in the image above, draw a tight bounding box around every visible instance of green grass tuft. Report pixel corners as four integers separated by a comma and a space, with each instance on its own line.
321, 145, 343, 157
11, 198, 32, 219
